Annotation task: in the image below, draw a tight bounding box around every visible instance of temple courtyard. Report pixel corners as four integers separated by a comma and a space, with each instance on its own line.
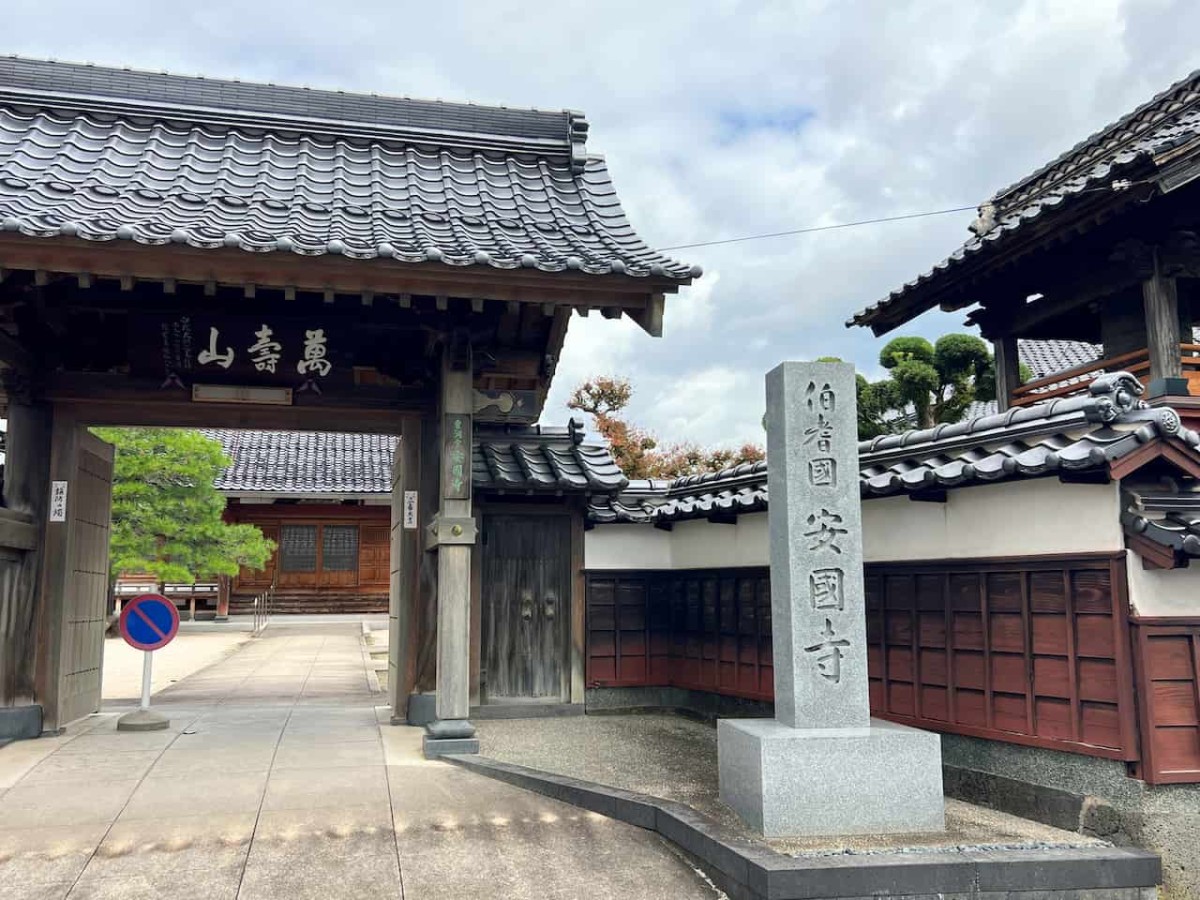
0, 621, 716, 900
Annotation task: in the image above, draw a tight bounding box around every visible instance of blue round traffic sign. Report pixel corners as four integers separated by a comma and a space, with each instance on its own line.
119, 593, 180, 651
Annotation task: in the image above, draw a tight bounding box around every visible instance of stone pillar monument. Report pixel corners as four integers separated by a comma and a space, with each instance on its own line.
718, 361, 944, 836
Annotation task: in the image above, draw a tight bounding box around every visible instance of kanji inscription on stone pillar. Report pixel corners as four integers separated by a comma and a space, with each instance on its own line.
765, 361, 870, 730
719, 360, 943, 837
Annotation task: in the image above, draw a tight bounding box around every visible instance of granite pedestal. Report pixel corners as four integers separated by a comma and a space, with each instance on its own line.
719, 717, 944, 836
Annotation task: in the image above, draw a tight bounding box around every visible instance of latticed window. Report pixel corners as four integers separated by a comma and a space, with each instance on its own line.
322, 525, 360, 571
279, 525, 318, 572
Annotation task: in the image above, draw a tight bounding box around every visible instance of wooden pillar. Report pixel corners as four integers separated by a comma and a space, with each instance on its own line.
468, 511, 482, 708
33, 405, 79, 733
992, 336, 1020, 413
389, 416, 423, 724
1143, 251, 1183, 383
569, 501, 587, 704
215, 576, 230, 620
413, 412, 440, 693
0, 396, 53, 710
424, 334, 478, 754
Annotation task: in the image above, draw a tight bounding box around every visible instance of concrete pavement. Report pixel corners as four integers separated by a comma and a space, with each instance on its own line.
0, 622, 717, 899
101, 629, 251, 703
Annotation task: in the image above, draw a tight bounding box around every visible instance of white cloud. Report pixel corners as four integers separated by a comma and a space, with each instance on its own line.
6, 0, 1197, 447
650, 365, 766, 449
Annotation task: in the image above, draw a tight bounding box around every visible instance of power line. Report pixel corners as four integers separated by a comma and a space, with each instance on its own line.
657, 206, 978, 251
657, 178, 1150, 253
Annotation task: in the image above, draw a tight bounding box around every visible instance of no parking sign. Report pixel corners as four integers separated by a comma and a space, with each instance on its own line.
116, 593, 178, 732
119, 593, 180, 651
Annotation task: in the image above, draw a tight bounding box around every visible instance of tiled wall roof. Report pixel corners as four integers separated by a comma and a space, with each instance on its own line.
474, 427, 628, 494
589, 372, 1200, 526
206, 424, 627, 497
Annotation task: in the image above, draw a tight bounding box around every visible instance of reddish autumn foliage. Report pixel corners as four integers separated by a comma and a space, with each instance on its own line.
568, 377, 764, 480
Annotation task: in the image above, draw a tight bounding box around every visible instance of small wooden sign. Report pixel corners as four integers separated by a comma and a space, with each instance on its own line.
49, 481, 68, 522
403, 491, 419, 530
442, 413, 471, 500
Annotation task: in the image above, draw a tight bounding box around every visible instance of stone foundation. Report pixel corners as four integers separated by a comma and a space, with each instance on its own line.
585, 685, 774, 720
718, 717, 944, 836
943, 733, 1198, 900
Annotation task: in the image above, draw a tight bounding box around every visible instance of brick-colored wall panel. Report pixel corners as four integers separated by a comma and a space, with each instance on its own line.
586, 555, 1144, 767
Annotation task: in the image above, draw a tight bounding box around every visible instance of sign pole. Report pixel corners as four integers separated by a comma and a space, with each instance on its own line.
116, 593, 179, 733
140, 650, 153, 711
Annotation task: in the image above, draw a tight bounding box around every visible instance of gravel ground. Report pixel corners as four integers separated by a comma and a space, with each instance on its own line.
475, 712, 1107, 856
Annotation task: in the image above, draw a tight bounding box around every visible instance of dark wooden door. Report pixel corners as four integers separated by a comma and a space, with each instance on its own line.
482, 514, 570, 703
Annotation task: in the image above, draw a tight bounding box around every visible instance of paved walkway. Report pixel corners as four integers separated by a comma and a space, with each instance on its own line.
0, 622, 716, 899
101, 629, 251, 703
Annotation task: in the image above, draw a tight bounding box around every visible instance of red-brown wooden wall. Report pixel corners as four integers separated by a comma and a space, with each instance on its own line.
1133, 620, 1200, 783
865, 555, 1138, 762
586, 569, 773, 701
585, 553, 1189, 774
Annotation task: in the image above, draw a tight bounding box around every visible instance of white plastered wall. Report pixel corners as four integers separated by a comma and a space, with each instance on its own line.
1124, 550, 1200, 617
861, 479, 1125, 561
670, 516, 769, 569
584, 524, 673, 569
585, 478, 1126, 570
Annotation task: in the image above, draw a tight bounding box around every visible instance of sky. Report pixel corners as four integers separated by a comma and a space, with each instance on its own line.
7, 0, 1200, 446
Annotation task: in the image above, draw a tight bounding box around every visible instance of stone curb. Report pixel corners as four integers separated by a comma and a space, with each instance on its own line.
359, 622, 381, 694
441, 754, 1162, 900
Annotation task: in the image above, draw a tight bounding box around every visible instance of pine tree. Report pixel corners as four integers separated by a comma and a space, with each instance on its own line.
92, 428, 274, 583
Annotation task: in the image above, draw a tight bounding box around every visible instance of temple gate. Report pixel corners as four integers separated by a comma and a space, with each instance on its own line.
0, 57, 695, 752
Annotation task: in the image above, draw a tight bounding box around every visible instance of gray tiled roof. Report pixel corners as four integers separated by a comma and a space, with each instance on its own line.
206, 429, 393, 494
0, 57, 697, 280
964, 339, 1100, 420
857, 374, 1195, 498
852, 69, 1200, 330
1019, 339, 1101, 379
1123, 480, 1200, 564
473, 423, 628, 494
589, 372, 1200, 524
206, 424, 626, 497
584, 483, 669, 526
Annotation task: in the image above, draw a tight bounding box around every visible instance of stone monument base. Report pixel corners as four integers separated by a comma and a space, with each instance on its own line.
718, 717, 944, 836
